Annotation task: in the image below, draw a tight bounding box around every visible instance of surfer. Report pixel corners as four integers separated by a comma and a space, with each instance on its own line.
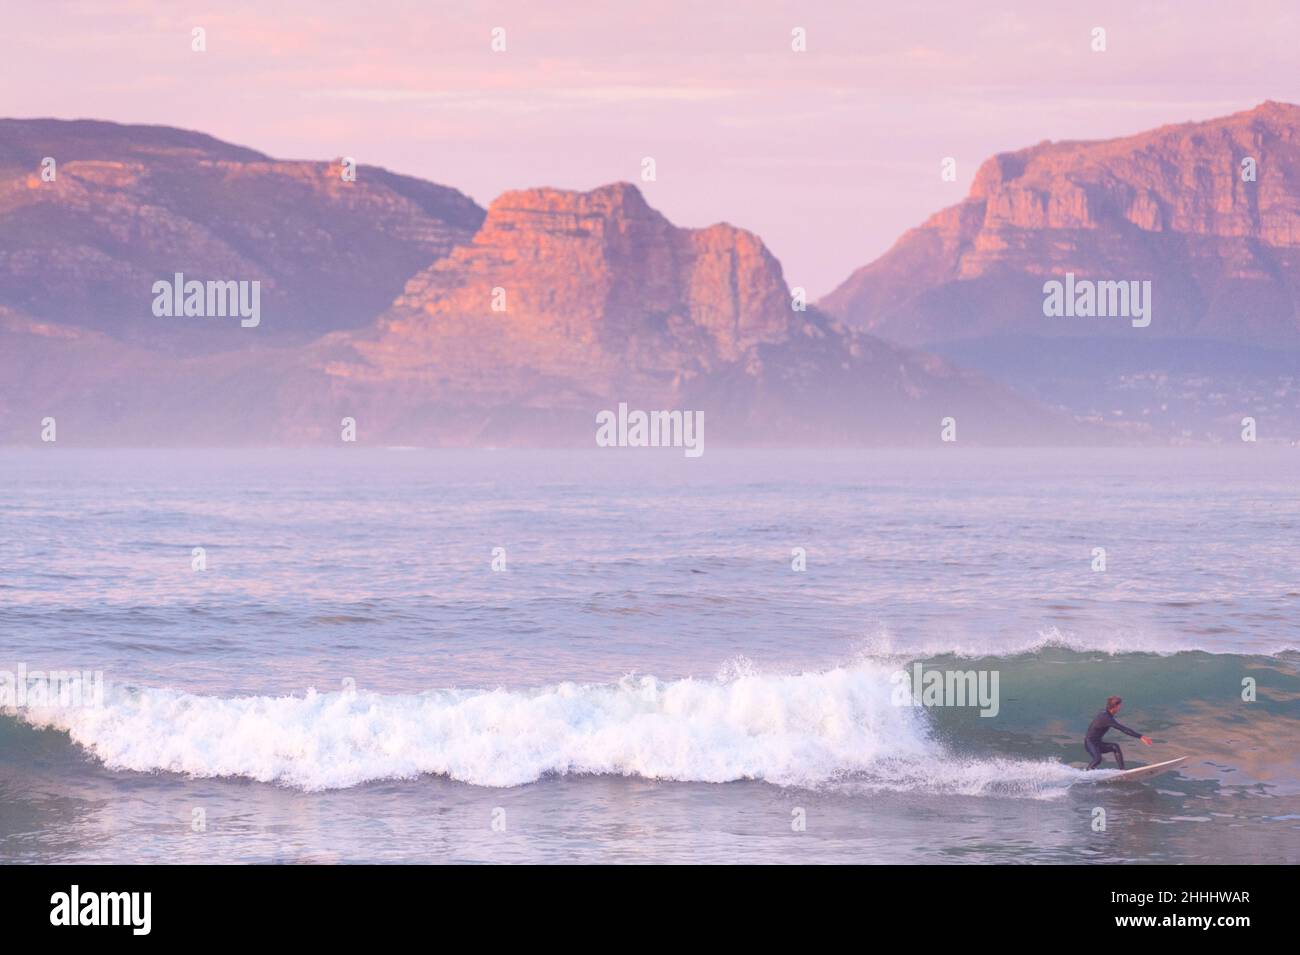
1084, 696, 1153, 770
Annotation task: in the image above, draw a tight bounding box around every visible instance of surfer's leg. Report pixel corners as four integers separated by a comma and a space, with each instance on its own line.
1107, 742, 1125, 770
1085, 739, 1103, 770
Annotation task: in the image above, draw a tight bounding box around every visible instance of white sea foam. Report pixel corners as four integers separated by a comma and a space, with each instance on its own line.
833, 755, 1088, 800
12, 663, 959, 791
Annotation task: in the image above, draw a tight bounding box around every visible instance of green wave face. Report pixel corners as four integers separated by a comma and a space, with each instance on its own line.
915, 650, 1300, 790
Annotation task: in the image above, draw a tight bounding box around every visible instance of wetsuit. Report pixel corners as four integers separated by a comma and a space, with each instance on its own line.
1084, 709, 1142, 770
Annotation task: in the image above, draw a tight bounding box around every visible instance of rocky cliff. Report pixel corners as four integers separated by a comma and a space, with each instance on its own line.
298, 182, 1072, 446
822, 101, 1300, 346
0, 119, 485, 350
819, 102, 1300, 440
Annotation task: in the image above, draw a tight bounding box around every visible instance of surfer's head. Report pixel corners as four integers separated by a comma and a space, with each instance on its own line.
1106, 695, 1123, 714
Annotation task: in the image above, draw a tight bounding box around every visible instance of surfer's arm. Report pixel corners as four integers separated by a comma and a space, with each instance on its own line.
1110, 716, 1142, 739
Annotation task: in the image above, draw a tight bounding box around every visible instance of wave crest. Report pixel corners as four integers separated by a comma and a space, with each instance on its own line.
12, 663, 945, 790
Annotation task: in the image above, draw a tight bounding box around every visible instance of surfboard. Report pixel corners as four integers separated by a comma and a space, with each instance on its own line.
1093, 756, 1189, 783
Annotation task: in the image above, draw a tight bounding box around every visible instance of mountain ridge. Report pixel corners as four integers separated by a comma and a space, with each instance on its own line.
817, 101, 1300, 440
821, 100, 1300, 345
21, 112, 1297, 444
0, 117, 486, 349
0, 119, 1082, 445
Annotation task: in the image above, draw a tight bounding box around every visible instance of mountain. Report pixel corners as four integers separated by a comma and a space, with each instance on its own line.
819, 102, 1300, 440
0, 119, 1079, 446
293, 182, 1075, 446
0, 118, 485, 351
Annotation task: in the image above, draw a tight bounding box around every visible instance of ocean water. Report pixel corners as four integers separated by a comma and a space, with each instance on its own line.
1, 447, 1297, 864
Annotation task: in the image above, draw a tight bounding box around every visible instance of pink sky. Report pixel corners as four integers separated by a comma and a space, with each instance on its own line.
3, 0, 1297, 296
